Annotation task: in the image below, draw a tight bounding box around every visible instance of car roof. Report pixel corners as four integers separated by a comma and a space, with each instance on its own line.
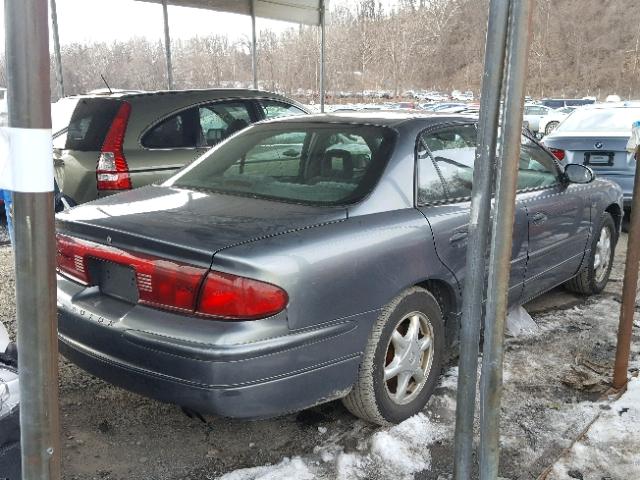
261, 111, 478, 128
66, 88, 297, 102
580, 101, 640, 110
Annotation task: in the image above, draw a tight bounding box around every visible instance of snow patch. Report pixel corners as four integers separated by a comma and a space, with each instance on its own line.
548, 377, 640, 479
218, 457, 314, 480
218, 413, 448, 480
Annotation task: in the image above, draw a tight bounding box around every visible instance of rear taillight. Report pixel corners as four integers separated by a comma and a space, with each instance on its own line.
56, 234, 91, 284
55, 234, 288, 320
197, 271, 288, 319
97, 102, 132, 191
549, 148, 565, 161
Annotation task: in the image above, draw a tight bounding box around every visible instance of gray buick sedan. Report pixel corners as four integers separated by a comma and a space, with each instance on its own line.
56, 113, 623, 425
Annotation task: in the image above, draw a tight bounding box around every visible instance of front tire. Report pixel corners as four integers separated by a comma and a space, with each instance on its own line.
565, 212, 616, 295
342, 287, 445, 425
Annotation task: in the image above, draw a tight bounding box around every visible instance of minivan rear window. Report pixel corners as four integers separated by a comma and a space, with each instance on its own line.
65, 99, 123, 151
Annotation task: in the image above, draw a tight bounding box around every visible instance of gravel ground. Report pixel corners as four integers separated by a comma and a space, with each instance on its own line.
1, 219, 638, 480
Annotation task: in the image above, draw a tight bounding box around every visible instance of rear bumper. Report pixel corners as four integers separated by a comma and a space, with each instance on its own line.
57, 276, 374, 418
58, 334, 359, 418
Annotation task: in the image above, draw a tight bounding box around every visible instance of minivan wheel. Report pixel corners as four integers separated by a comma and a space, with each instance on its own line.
342, 287, 444, 425
565, 212, 616, 295
545, 121, 559, 135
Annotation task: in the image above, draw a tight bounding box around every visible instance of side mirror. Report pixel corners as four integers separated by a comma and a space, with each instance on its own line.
564, 163, 594, 184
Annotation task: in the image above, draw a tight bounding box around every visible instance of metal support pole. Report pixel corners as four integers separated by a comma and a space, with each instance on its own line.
319, 0, 326, 113
453, 0, 510, 477
162, 0, 174, 89
5, 0, 61, 478
479, 1, 533, 479
50, 0, 65, 98
612, 144, 640, 389
250, 0, 258, 89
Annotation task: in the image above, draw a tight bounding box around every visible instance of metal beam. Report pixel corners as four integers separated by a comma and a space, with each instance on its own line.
5, 0, 61, 479
250, 0, 258, 89
162, 0, 174, 89
50, 0, 65, 98
479, 1, 533, 478
137, 0, 324, 26
613, 142, 640, 389
453, 0, 510, 476
319, 0, 325, 112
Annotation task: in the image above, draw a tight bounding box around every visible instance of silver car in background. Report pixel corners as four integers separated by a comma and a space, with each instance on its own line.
543, 102, 640, 209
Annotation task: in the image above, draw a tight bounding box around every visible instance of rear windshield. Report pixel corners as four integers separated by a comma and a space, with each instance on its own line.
168, 122, 396, 205
65, 98, 123, 151
556, 107, 640, 133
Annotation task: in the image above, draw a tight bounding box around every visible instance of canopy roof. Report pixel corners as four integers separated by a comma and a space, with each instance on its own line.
136, 0, 324, 25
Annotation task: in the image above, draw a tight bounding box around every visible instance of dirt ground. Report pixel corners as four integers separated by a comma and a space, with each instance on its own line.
1, 223, 639, 480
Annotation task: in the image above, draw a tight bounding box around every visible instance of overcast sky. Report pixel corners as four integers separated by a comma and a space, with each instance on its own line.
0, 0, 399, 51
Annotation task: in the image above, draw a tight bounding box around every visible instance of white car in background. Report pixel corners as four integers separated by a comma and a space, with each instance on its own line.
523, 104, 554, 134
539, 106, 577, 136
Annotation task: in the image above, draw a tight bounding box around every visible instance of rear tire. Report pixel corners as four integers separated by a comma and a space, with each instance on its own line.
342, 287, 445, 425
565, 212, 616, 295
545, 121, 559, 135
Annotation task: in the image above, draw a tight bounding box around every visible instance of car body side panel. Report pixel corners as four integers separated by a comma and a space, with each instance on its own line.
55, 150, 100, 205
519, 183, 591, 300
417, 202, 528, 306
212, 208, 459, 332
588, 178, 625, 230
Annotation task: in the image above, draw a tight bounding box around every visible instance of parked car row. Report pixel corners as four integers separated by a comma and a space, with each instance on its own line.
54, 104, 623, 425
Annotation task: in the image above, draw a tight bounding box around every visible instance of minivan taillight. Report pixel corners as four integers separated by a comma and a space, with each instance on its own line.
197, 271, 288, 319
549, 148, 565, 161
97, 101, 132, 191
55, 234, 288, 320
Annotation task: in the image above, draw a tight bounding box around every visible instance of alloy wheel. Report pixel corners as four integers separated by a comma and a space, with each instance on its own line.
383, 311, 435, 405
593, 224, 612, 283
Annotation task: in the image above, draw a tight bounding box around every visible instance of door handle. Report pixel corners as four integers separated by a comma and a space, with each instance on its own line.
449, 230, 469, 243
532, 212, 547, 225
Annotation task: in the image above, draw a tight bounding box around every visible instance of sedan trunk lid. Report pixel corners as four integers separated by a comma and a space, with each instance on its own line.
544, 132, 634, 174
56, 185, 347, 266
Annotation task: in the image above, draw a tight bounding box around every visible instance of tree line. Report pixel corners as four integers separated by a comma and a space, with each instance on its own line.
0, 0, 638, 102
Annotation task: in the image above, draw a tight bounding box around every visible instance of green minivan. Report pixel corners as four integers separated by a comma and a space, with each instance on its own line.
53, 89, 308, 204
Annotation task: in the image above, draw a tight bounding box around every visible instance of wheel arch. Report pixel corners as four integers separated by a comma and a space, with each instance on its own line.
605, 203, 622, 237
414, 278, 460, 348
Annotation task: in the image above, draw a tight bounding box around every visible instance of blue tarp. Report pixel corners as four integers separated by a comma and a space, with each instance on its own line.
1, 189, 13, 245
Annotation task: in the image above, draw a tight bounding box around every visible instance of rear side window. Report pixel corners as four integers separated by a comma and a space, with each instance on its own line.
65, 99, 122, 151
142, 108, 201, 149
260, 100, 306, 120
518, 135, 559, 190
199, 102, 252, 146
418, 125, 477, 202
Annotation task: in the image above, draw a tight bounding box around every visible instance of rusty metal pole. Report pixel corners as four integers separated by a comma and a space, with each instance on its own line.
613, 144, 640, 389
